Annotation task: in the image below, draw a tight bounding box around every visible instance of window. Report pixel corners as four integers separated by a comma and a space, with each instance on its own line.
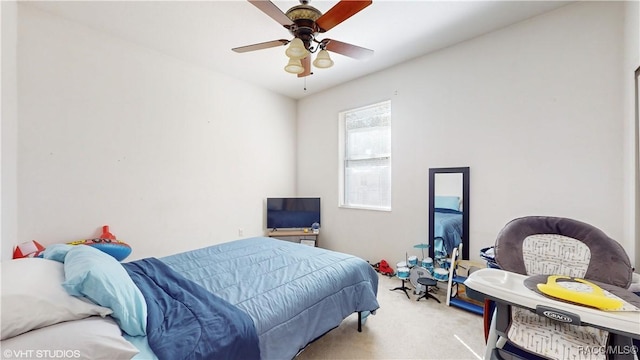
339, 100, 391, 210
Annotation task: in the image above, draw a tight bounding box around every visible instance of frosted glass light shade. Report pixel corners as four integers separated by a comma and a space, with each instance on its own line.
285, 38, 309, 60
313, 50, 334, 69
284, 58, 304, 74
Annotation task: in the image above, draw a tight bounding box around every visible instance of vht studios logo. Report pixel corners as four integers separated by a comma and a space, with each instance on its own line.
3, 349, 81, 359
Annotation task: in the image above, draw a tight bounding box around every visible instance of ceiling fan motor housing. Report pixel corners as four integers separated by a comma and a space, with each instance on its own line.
286, 5, 323, 51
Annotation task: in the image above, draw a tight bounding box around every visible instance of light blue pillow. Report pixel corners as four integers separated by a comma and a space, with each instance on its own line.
42, 244, 74, 263
62, 245, 147, 336
435, 195, 460, 211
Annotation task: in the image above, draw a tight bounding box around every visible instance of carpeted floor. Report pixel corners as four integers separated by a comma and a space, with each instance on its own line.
296, 272, 486, 360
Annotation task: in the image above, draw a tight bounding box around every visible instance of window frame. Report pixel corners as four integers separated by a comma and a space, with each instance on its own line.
338, 100, 392, 211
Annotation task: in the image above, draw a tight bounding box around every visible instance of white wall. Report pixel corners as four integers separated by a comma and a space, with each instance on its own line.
434, 173, 463, 199
1, 1, 19, 260
5, 2, 636, 267
9, 4, 297, 260
297, 2, 632, 265
623, 0, 640, 270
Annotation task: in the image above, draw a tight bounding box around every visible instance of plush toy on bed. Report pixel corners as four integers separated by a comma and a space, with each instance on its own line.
67, 225, 132, 261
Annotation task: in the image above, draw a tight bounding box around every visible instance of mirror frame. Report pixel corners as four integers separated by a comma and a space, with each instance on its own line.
428, 167, 470, 260
635, 65, 639, 269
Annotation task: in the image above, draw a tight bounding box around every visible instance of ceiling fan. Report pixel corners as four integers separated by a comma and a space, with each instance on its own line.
232, 0, 374, 77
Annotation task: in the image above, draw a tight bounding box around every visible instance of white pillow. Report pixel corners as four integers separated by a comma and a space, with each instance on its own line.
0, 316, 139, 360
1, 258, 112, 340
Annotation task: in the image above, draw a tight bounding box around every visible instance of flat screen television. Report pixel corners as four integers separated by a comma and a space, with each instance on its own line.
267, 197, 320, 230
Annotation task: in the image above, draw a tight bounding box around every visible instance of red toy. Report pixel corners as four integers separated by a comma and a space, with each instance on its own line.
371, 259, 395, 277
13, 240, 46, 259
100, 225, 116, 240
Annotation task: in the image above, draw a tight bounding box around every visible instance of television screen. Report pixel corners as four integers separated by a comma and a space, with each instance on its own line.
267, 198, 320, 230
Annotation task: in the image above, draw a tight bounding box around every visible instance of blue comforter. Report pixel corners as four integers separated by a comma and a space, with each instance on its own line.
161, 237, 380, 360
123, 258, 260, 360
434, 208, 463, 257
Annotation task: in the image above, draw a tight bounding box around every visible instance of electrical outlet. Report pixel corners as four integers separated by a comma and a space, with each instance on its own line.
238, 228, 244, 237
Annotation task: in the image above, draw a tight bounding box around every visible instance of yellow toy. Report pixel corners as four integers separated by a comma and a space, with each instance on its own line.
536, 275, 623, 311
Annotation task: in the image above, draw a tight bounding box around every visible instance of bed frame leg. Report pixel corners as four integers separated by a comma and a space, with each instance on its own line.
357, 312, 362, 332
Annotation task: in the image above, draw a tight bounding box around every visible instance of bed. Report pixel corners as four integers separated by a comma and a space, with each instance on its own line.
433, 208, 463, 259
1, 237, 380, 360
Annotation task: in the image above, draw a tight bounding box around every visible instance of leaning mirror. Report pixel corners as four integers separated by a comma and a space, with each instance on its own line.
635, 66, 639, 269
428, 167, 470, 261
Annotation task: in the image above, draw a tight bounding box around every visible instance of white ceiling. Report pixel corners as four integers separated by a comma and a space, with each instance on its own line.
27, 0, 569, 99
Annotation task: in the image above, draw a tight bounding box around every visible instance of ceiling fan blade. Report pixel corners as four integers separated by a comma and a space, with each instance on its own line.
298, 56, 312, 78
325, 39, 373, 60
248, 0, 293, 27
232, 39, 289, 53
316, 0, 372, 32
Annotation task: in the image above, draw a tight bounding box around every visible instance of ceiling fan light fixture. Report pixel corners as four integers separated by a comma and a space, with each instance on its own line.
285, 38, 310, 60
284, 58, 305, 74
235, 0, 374, 78
313, 49, 334, 69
